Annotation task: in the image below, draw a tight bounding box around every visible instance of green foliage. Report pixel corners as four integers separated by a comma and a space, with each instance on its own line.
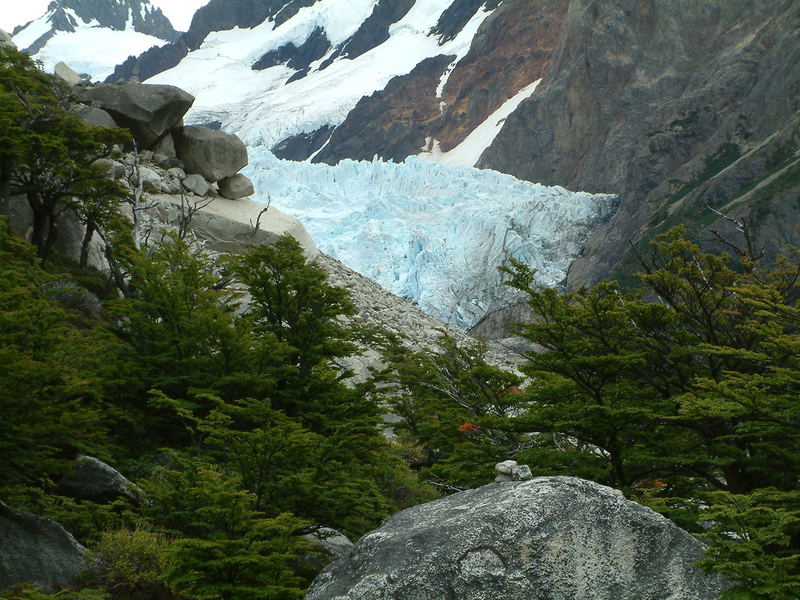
0, 586, 108, 600
86, 528, 174, 600
0, 47, 130, 262
142, 459, 314, 600
0, 217, 112, 498
382, 331, 525, 489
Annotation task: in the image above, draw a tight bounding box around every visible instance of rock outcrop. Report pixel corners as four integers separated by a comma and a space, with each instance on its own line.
0, 500, 87, 592
54, 455, 139, 504
174, 126, 248, 182
77, 82, 194, 149
307, 477, 727, 600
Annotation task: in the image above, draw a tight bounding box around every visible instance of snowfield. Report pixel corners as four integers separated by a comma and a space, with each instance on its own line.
148, 0, 499, 148
12, 6, 167, 81
245, 149, 617, 329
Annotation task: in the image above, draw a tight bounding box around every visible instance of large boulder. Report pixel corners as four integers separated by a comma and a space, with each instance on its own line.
174, 126, 248, 182
54, 455, 139, 504
76, 83, 194, 149
72, 105, 117, 129
218, 173, 254, 199
307, 477, 728, 600
146, 193, 318, 259
0, 500, 87, 591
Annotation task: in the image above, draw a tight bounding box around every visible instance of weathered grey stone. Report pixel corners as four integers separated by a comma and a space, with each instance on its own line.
134, 165, 163, 193
140, 150, 154, 161
302, 528, 355, 571
76, 83, 194, 149
218, 173, 254, 199
0, 29, 15, 50
494, 473, 513, 483
166, 167, 186, 180
495, 459, 517, 474
54, 455, 139, 504
153, 131, 177, 158
73, 104, 117, 129
174, 126, 248, 182
182, 173, 211, 197
54, 61, 82, 86
512, 464, 532, 480
0, 500, 87, 591
307, 477, 728, 600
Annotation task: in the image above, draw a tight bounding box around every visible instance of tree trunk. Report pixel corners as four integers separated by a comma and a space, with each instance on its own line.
79, 219, 96, 269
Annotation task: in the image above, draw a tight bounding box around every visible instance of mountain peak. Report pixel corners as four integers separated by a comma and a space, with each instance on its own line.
12, 0, 179, 80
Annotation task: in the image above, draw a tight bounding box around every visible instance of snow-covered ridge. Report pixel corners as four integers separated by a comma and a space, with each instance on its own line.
149, 0, 498, 148
12, 0, 175, 81
244, 149, 618, 329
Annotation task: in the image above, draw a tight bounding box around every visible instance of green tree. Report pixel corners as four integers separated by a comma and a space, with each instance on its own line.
0, 46, 129, 262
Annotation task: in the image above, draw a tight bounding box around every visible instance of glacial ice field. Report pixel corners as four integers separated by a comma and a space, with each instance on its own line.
244, 149, 618, 329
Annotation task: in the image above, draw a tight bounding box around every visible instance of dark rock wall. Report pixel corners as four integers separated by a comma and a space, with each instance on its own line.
313, 55, 455, 164
478, 0, 800, 287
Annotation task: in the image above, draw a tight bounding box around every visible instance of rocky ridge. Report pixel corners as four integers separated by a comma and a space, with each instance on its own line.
13, 0, 178, 55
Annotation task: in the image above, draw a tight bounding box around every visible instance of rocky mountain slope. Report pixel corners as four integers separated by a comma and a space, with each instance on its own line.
12, 0, 178, 80
108, 0, 798, 291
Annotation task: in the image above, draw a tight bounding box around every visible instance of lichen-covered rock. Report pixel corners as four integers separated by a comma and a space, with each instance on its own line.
77, 83, 194, 149
307, 477, 727, 600
218, 173, 254, 199
54, 455, 139, 504
0, 500, 87, 591
174, 125, 248, 182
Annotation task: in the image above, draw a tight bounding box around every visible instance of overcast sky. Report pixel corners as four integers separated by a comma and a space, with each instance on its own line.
1, 0, 208, 34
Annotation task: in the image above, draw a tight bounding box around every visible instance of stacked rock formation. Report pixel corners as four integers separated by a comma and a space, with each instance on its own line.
72, 81, 255, 200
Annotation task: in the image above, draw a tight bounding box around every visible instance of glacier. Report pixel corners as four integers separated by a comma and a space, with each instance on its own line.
244, 149, 618, 329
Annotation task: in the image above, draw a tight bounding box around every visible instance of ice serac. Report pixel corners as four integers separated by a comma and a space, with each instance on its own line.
307, 477, 728, 600
478, 0, 800, 288
244, 149, 617, 329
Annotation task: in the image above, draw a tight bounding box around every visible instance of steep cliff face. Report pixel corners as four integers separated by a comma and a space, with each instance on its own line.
478, 0, 800, 286
315, 0, 570, 164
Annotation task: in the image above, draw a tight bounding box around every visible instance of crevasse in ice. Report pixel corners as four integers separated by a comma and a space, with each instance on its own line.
244, 149, 617, 329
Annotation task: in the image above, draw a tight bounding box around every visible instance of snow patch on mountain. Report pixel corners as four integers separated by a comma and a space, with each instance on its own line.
421, 78, 542, 168
29, 24, 166, 80
12, 1, 172, 80
148, 0, 498, 148
244, 149, 617, 328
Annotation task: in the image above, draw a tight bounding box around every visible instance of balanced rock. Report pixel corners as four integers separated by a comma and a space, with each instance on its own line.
54, 61, 82, 87
218, 173, 254, 199
174, 125, 248, 182
54, 455, 139, 504
307, 477, 727, 600
0, 500, 87, 591
77, 83, 194, 149
0, 29, 15, 50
